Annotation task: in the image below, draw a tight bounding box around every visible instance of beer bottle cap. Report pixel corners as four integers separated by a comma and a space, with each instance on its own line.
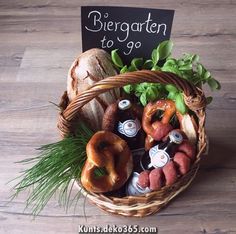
118, 99, 132, 110
169, 130, 183, 144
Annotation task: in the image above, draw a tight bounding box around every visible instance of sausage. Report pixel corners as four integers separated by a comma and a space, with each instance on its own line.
149, 168, 163, 191
177, 140, 196, 160
152, 122, 173, 141
173, 152, 191, 175
102, 102, 118, 131
162, 161, 178, 186
138, 170, 150, 188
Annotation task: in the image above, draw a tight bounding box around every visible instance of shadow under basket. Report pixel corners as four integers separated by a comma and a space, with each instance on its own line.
57, 70, 207, 217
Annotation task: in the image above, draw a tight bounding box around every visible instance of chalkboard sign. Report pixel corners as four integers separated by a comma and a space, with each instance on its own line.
81, 6, 174, 64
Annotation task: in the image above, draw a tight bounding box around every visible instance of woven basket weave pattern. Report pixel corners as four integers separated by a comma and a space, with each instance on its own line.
57, 70, 207, 217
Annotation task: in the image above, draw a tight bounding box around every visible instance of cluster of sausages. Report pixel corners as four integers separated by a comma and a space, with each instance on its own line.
138, 138, 195, 191
138, 99, 196, 191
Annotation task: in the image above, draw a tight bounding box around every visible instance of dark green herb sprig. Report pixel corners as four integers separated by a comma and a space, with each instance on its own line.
162, 53, 221, 91
111, 40, 220, 114
10, 122, 95, 216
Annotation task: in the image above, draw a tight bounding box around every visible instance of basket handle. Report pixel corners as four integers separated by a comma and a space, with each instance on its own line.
58, 70, 206, 142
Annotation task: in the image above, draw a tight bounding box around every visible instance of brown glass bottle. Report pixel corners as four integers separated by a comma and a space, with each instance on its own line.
115, 99, 142, 150
140, 130, 184, 170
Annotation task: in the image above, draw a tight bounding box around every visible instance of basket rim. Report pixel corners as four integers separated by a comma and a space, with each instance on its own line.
57, 69, 207, 217
74, 162, 201, 217
76, 141, 206, 202
58, 70, 206, 137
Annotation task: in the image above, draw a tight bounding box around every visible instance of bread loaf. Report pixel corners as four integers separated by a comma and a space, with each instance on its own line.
67, 48, 119, 130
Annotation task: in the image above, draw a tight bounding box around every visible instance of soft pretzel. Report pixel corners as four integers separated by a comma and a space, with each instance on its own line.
142, 100, 175, 149
81, 131, 133, 193
142, 99, 197, 150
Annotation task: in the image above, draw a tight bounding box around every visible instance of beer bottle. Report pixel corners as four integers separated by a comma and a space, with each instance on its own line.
115, 99, 142, 150
140, 130, 184, 170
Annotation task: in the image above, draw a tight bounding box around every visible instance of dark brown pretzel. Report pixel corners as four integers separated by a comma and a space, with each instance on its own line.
81, 131, 133, 193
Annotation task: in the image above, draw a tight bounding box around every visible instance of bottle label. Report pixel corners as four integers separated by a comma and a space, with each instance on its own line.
149, 145, 170, 168
118, 118, 141, 138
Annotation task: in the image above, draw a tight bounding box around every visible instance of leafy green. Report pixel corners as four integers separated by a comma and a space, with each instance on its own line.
111, 40, 221, 112
157, 40, 173, 60
166, 84, 179, 101
151, 48, 159, 66
175, 93, 188, 114
131, 58, 143, 70
146, 86, 159, 101
140, 92, 147, 106
111, 49, 124, 68
206, 96, 213, 104
167, 91, 178, 101
123, 84, 134, 94
165, 84, 178, 93
151, 65, 161, 71
143, 59, 154, 69
207, 78, 221, 91
120, 65, 128, 74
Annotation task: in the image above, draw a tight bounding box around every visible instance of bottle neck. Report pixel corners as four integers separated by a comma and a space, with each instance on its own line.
118, 108, 135, 122
159, 137, 178, 158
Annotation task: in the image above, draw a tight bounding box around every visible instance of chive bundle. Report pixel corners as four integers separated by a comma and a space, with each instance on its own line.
11, 122, 93, 216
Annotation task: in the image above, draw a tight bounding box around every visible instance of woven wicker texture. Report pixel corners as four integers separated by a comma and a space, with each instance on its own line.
57, 70, 207, 217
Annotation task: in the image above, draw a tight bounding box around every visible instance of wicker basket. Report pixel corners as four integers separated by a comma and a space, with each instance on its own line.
57, 70, 207, 217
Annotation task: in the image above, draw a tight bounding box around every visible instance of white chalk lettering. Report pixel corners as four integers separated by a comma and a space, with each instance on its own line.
107, 21, 114, 31
85, 11, 103, 32
149, 22, 157, 33
101, 35, 107, 48
157, 23, 167, 35
139, 22, 146, 32
107, 39, 114, 48
85, 11, 167, 39
124, 41, 142, 55
145, 13, 153, 33
117, 22, 130, 42
101, 35, 114, 48
131, 22, 140, 32
114, 22, 121, 31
